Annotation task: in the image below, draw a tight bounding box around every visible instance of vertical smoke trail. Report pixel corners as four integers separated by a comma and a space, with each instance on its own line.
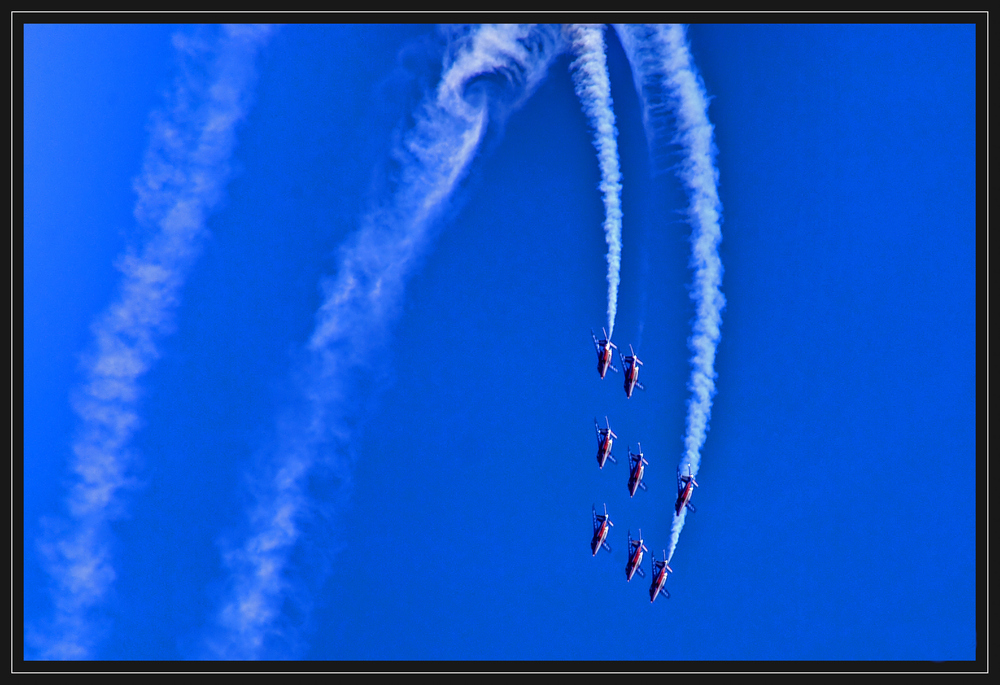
28, 25, 274, 659
614, 24, 724, 564
564, 24, 624, 340
206, 24, 566, 659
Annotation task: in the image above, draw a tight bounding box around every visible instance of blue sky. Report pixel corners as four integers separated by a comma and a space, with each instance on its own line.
22, 22, 978, 664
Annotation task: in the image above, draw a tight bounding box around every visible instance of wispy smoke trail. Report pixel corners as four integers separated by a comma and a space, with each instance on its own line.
615, 24, 724, 564
28, 25, 274, 659
207, 24, 566, 659
565, 24, 624, 340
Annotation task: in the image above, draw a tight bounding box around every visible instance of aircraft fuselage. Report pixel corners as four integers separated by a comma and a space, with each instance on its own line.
598, 346, 613, 378
597, 436, 613, 468
628, 462, 645, 497
650, 569, 668, 602
675, 482, 695, 515
591, 521, 610, 556
626, 548, 644, 581
624, 365, 639, 398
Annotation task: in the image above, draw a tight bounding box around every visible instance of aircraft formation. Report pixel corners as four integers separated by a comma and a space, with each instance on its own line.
589, 328, 697, 603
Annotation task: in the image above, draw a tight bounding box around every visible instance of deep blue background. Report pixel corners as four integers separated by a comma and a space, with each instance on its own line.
24, 23, 976, 660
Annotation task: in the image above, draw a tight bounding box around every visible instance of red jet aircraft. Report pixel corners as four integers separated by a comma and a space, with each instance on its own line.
594, 416, 618, 469
618, 345, 645, 398
648, 550, 672, 602
591, 504, 614, 556
591, 328, 619, 379
625, 529, 648, 581
627, 444, 648, 497
674, 466, 699, 516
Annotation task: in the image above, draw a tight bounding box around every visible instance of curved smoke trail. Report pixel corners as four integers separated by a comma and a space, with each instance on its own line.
206, 24, 565, 659
614, 24, 724, 564
565, 24, 624, 339
28, 25, 274, 659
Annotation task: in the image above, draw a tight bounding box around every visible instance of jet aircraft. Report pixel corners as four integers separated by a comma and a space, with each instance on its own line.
619, 345, 645, 398
648, 550, 672, 602
594, 416, 618, 468
625, 529, 648, 581
591, 328, 619, 379
591, 504, 614, 556
627, 444, 648, 497
674, 466, 699, 516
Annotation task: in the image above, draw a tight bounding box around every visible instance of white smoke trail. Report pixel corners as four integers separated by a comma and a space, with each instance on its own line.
28, 25, 274, 659
614, 24, 724, 564
206, 24, 566, 659
564, 24, 624, 340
